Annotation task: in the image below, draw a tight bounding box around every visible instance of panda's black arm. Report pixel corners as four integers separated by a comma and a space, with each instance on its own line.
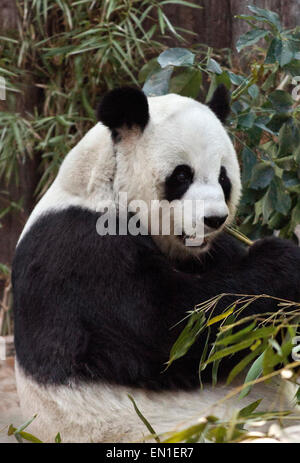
82, 233, 300, 389
137, 233, 300, 327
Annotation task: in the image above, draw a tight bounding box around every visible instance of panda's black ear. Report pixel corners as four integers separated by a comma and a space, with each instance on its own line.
97, 87, 149, 134
208, 84, 231, 123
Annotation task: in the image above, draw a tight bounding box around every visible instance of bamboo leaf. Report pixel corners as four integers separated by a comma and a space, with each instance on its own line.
128, 395, 160, 443
207, 306, 235, 327
239, 351, 265, 399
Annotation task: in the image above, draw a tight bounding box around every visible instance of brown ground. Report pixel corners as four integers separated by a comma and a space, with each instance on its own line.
0, 358, 23, 443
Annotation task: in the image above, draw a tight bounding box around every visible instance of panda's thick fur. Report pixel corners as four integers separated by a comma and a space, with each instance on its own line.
13, 87, 300, 442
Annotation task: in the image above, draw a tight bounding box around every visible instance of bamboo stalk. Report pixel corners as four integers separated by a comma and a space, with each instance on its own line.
225, 226, 253, 247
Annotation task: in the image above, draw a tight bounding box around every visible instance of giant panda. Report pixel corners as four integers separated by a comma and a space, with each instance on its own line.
12, 86, 300, 443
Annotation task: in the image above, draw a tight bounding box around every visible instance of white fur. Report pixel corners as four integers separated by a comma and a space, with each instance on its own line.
15, 361, 295, 443
19, 122, 115, 242
19, 94, 241, 257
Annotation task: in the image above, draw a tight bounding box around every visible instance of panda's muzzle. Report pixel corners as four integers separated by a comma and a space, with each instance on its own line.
178, 233, 209, 249
204, 215, 228, 230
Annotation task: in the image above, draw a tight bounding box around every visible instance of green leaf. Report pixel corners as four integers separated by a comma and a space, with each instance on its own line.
217, 326, 276, 348
262, 67, 278, 91
143, 66, 173, 97
267, 113, 291, 133
160, 0, 203, 8
157, 48, 195, 68
295, 144, 300, 164
227, 348, 263, 385
216, 322, 257, 347
238, 399, 262, 419
8, 415, 42, 443
266, 38, 296, 67
284, 59, 300, 77
167, 312, 206, 367
207, 58, 222, 75
206, 306, 235, 327
55, 433, 61, 443
264, 177, 292, 217
228, 71, 246, 86
248, 84, 259, 100
0, 263, 11, 276
236, 29, 269, 53
16, 431, 43, 443
255, 118, 275, 135
138, 58, 161, 83
169, 68, 202, 98
278, 120, 300, 157
238, 112, 255, 129
163, 422, 207, 444
128, 395, 160, 443
282, 171, 299, 188
248, 5, 281, 31
203, 339, 254, 366
265, 38, 282, 64
239, 351, 265, 399
262, 345, 273, 376
250, 163, 274, 190
268, 90, 293, 113
242, 148, 257, 185
289, 200, 300, 234
279, 40, 297, 66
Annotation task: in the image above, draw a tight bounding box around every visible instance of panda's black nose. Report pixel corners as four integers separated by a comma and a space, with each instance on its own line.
204, 215, 228, 230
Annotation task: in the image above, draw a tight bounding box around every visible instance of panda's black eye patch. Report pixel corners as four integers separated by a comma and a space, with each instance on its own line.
219, 166, 232, 202
165, 165, 194, 201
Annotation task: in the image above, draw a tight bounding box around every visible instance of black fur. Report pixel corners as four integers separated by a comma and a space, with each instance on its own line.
208, 84, 231, 123
13, 207, 300, 390
97, 87, 149, 132
219, 166, 232, 202
165, 165, 194, 202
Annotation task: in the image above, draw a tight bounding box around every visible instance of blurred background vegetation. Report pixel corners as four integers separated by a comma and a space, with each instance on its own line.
0, 0, 300, 337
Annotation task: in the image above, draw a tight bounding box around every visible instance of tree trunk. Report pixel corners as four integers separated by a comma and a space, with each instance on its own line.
0, 0, 40, 266
164, 0, 300, 50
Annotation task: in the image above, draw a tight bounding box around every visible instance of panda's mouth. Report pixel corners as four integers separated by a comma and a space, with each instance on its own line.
178, 234, 209, 249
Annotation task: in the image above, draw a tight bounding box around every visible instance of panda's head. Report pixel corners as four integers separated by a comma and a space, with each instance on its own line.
98, 86, 241, 258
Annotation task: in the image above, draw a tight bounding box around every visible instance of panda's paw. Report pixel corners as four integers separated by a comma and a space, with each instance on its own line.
246, 237, 300, 300
249, 236, 299, 258
248, 236, 300, 273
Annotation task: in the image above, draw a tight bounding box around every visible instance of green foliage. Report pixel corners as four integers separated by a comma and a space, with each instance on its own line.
127, 293, 300, 443
8, 415, 42, 443
141, 5, 300, 240
6, 414, 61, 443
167, 293, 300, 384
128, 394, 160, 443
130, 386, 293, 443
158, 292, 300, 442
0, 0, 194, 210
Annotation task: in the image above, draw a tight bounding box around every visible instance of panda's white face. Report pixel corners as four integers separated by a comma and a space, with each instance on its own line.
112, 93, 241, 258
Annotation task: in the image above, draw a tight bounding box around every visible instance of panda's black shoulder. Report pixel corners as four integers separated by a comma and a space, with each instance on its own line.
13, 207, 156, 276
12, 206, 160, 385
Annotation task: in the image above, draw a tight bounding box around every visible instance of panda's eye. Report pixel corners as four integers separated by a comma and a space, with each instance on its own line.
173, 165, 194, 183
165, 165, 194, 201
219, 166, 232, 202
176, 170, 190, 183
